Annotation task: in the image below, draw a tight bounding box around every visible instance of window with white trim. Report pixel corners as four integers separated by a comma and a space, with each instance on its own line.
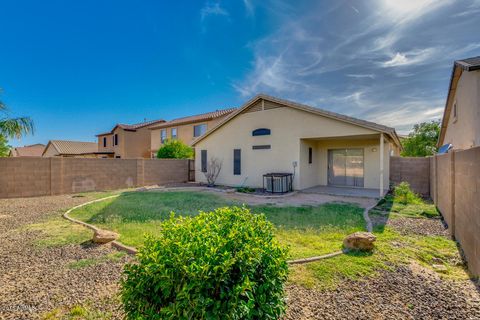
161, 129, 167, 143
171, 128, 177, 139
193, 124, 207, 137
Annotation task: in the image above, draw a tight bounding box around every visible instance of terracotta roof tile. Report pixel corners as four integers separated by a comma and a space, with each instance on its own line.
149, 108, 237, 130
46, 140, 98, 155
10, 144, 45, 157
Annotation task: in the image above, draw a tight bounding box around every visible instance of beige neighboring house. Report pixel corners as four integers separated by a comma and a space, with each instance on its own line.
9, 144, 45, 157
149, 108, 236, 158
193, 95, 402, 196
42, 140, 107, 158
96, 119, 166, 158
438, 56, 480, 150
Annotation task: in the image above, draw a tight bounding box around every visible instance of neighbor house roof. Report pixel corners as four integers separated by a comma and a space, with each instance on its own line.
148, 108, 237, 130
42, 140, 98, 156
438, 56, 480, 147
192, 94, 402, 148
96, 119, 166, 136
9, 144, 45, 157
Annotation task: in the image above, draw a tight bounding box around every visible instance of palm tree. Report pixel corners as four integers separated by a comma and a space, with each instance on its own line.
0, 96, 34, 138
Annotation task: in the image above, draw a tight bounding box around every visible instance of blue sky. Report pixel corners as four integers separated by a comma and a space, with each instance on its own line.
1, 0, 479, 147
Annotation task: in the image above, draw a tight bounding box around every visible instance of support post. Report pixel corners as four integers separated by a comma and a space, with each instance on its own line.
379, 133, 384, 197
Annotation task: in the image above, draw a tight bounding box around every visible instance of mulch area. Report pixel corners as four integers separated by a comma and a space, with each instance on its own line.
1, 194, 479, 319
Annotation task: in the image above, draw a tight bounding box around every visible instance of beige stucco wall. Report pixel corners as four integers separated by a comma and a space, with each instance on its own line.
194, 104, 391, 190
443, 70, 480, 150
42, 144, 59, 157
150, 117, 228, 155
97, 125, 154, 159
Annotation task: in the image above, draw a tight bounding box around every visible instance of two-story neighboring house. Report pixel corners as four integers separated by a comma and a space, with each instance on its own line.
149, 108, 236, 158
96, 119, 166, 158
438, 56, 480, 150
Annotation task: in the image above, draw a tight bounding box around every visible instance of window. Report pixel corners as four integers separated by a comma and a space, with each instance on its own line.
453, 102, 458, 122
308, 147, 313, 164
103, 137, 106, 148
171, 128, 177, 139
161, 129, 167, 143
194, 124, 207, 137
114, 134, 118, 146
234, 149, 241, 175
252, 145, 271, 150
252, 128, 271, 136
201, 150, 207, 172
115, 156, 121, 159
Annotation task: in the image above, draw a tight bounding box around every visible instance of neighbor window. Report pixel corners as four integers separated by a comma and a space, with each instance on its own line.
161, 129, 167, 143
308, 147, 313, 164
194, 124, 207, 137
201, 150, 207, 172
171, 128, 177, 139
103, 137, 106, 148
234, 149, 241, 175
114, 134, 118, 146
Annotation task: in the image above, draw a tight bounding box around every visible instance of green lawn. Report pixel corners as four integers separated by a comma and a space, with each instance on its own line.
69, 191, 365, 259
69, 190, 468, 289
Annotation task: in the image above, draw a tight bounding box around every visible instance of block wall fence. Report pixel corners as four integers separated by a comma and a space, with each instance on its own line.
391, 149, 480, 276
0, 158, 190, 199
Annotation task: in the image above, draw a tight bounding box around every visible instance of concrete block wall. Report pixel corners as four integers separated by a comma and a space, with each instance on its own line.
390, 156, 430, 196
0, 158, 189, 198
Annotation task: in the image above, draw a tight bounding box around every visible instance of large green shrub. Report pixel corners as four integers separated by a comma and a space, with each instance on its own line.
121, 206, 289, 320
157, 139, 193, 159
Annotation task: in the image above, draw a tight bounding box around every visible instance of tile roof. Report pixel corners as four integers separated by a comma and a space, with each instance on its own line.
96, 119, 166, 136
455, 56, 480, 71
46, 140, 98, 155
192, 94, 402, 149
10, 144, 45, 157
149, 108, 237, 130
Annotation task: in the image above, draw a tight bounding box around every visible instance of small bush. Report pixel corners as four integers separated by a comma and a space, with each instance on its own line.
157, 139, 193, 159
121, 206, 289, 320
394, 182, 421, 205
236, 187, 256, 193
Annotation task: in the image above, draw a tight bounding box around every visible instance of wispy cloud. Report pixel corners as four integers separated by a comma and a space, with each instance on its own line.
243, 0, 255, 16
232, 0, 478, 133
381, 48, 437, 67
201, 2, 229, 21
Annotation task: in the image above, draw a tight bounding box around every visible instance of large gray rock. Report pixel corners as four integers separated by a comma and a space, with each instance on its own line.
93, 229, 119, 244
343, 232, 376, 251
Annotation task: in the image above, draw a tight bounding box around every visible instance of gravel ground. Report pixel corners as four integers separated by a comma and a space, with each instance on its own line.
0, 195, 132, 319
370, 214, 450, 237
284, 264, 480, 320
1, 194, 478, 319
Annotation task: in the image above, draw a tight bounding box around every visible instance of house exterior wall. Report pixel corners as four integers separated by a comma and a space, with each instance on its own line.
97, 126, 153, 159
150, 117, 228, 156
42, 144, 59, 157
442, 70, 480, 149
194, 105, 389, 190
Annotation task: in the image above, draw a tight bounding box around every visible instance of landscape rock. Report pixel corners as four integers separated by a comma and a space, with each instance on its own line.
92, 229, 119, 244
343, 232, 376, 251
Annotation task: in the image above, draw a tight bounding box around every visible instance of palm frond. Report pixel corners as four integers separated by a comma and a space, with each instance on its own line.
0, 116, 35, 139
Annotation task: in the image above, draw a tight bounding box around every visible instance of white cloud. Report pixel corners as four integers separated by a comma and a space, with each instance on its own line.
381, 48, 437, 67
347, 74, 376, 79
201, 2, 229, 21
243, 0, 254, 16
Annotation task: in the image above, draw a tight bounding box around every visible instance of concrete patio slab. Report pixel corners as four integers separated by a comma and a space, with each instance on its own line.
301, 185, 381, 199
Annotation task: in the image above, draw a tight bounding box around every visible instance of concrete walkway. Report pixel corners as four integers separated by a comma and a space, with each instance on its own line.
302, 185, 381, 199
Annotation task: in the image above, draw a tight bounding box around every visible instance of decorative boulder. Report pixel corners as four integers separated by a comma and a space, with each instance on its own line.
93, 229, 119, 244
343, 232, 376, 251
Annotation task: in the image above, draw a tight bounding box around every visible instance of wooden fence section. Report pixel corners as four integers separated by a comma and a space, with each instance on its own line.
0, 158, 190, 199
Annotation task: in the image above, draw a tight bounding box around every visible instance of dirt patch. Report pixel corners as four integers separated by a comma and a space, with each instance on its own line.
284, 264, 480, 320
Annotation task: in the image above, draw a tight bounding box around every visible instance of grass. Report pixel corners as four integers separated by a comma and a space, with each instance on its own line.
42, 303, 114, 320
25, 216, 92, 248
69, 191, 365, 259
67, 252, 126, 269
68, 189, 468, 290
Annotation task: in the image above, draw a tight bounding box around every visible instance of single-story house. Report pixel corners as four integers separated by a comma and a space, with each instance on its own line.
438, 56, 480, 150
42, 140, 112, 158
192, 95, 402, 196
9, 143, 45, 157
